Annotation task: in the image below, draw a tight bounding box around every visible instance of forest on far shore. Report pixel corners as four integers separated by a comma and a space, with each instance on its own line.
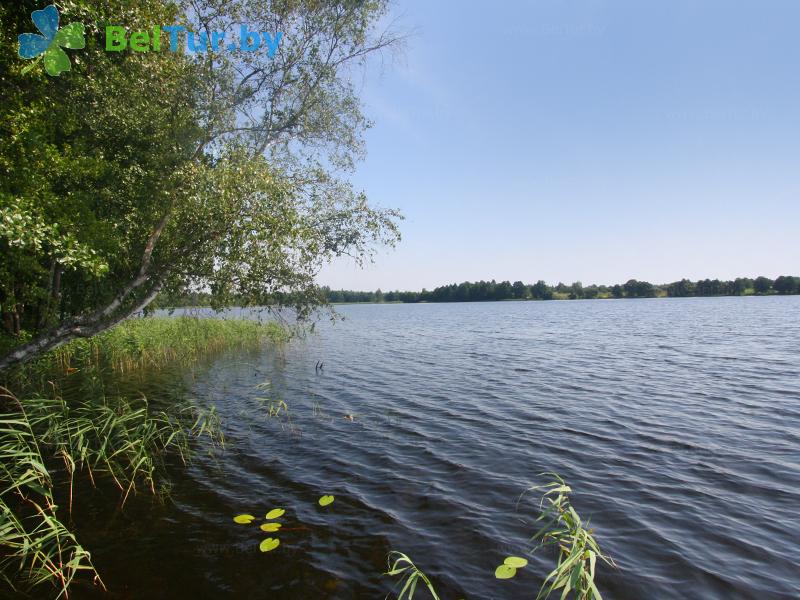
163, 275, 800, 306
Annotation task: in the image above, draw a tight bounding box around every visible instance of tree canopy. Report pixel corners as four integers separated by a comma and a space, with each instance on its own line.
0, 0, 403, 367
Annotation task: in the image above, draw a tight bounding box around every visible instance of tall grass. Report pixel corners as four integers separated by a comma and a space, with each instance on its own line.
523, 474, 615, 600
47, 316, 289, 373
385, 551, 443, 600
0, 387, 101, 598
0, 386, 224, 597
0, 316, 276, 597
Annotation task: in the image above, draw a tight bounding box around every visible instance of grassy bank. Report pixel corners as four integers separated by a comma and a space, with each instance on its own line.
1, 316, 287, 598
46, 316, 289, 374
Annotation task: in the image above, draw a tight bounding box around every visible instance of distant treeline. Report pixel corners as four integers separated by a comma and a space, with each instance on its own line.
321, 275, 800, 304
160, 275, 800, 307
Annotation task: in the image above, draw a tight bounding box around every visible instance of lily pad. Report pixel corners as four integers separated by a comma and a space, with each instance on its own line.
259, 537, 280, 552
318, 495, 335, 507
495, 564, 517, 579
233, 514, 255, 524
503, 556, 528, 569
265, 508, 285, 520
260, 522, 282, 532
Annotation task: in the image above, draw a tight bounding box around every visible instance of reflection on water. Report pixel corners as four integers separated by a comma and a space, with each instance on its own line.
69, 297, 800, 599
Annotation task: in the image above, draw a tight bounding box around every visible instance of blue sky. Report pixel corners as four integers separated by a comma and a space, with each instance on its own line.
319, 0, 800, 291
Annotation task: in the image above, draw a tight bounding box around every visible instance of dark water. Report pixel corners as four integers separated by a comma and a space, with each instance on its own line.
70, 297, 800, 600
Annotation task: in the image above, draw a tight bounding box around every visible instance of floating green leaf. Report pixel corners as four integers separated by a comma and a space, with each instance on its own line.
318, 495, 335, 507
265, 508, 285, 520
233, 514, 255, 524
260, 522, 282, 532
495, 564, 517, 579
504, 556, 528, 569
259, 537, 280, 552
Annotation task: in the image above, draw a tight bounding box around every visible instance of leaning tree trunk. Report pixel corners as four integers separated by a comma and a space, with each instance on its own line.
0, 281, 163, 371
0, 205, 175, 371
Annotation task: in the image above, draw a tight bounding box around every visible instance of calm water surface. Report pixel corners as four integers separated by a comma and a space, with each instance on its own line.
71, 297, 800, 599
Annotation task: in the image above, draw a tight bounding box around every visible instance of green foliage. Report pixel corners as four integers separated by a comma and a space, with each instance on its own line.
494, 555, 530, 579
1, 0, 403, 367
259, 537, 280, 552
385, 551, 442, 600
265, 508, 285, 520
0, 388, 100, 598
1, 0, 202, 336
234, 514, 256, 524
387, 475, 612, 600
524, 475, 614, 600
0, 380, 223, 596
0, 314, 251, 595
773, 275, 799, 294
753, 276, 773, 294
45, 316, 287, 373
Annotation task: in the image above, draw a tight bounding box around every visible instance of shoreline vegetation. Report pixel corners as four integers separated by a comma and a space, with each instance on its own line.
160, 275, 800, 307
0, 316, 285, 597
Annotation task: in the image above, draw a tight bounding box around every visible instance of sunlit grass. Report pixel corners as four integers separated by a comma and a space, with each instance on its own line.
0, 382, 225, 597
0, 387, 101, 598
0, 317, 263, 596
46, 316, 289, 373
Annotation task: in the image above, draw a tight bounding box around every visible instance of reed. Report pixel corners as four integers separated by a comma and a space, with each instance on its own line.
385, 551, 442, 600
0, 387, 100, 598
386, 475, 613, 600
0, 316, 259, 597
524, 474, 614, 600
0, 383, 225, 597
45, 316, 288, 373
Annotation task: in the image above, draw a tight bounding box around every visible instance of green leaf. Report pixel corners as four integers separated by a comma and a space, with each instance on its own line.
265, 508, 285, 519
504, 556, 528, 568
53, 23, 86, 49
495, 564, 517, 579
260, 522, 282, 532
318, 495, 334, 507
233, 514, 255, 524
43, 46, 70, 77
259, 537, 280, 552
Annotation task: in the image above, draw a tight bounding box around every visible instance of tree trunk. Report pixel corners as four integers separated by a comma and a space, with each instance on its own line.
0, 281, 163, 371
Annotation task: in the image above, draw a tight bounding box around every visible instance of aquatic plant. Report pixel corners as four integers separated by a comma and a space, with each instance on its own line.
43, 316, 288, 374
494, 555, 529, 579
386, 475, 612, 600
0, 387, 101, 597
259, 538, 280, 552
0, 382, 224, 597
522, 474, 614, 600
265, 508, 285, 520
234, 514, 256, 524
385, 551, 442, 600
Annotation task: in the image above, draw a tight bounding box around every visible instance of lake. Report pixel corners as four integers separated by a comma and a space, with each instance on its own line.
72, 296, 800, 599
